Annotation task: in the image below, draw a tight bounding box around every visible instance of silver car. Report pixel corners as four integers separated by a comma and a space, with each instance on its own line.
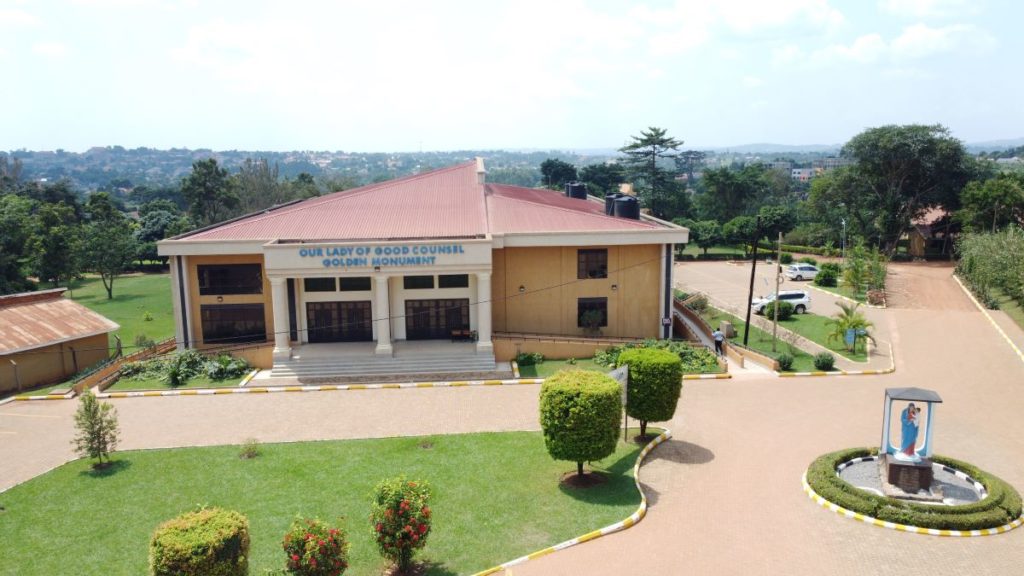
751, 290, 811, 314
784, 264, 819, 281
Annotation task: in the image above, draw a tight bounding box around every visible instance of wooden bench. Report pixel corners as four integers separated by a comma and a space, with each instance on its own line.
450, 329, 477, 342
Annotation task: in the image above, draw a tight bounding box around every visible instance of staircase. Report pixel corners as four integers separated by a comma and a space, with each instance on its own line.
269, 344, 503, 380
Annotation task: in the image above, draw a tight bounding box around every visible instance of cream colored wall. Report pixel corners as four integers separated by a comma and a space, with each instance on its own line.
186, 254, 274, 348
0, 333, 110, 393
492, 245, 663, 339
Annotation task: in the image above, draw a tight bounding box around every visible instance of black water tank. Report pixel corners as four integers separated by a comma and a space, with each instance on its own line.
613, 195, 640, 219
604, 193, 622, 215
565, 181, 588, 200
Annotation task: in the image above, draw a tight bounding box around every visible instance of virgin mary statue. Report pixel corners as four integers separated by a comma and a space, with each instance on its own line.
895, 403, 921, 462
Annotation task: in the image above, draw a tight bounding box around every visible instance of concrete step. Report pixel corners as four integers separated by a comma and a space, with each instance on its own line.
270, 354, 499, 378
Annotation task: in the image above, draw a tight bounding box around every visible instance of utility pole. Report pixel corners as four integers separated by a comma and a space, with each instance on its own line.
742, 216, 762, 347
771, 231, 783, 352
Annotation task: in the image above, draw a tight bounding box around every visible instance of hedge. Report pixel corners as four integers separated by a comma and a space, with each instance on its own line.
539, 370, 622, 476
806, 448, 1022, 531
617, 348, 682, 438
150, 507, 250, 576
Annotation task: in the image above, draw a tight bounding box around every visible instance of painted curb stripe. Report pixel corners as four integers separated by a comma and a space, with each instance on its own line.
96, 378, 550, 399
470, 429, 673, 576
952, 274, 1024, 366
683, 373, 732, 380
806, 283, 886, 308
801, 470, 1024, 537
776, 342, 895, 378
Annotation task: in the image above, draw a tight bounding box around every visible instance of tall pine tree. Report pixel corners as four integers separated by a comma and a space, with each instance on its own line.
619, 127, 683, 219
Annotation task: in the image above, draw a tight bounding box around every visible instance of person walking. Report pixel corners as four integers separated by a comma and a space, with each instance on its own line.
712, 328, 725, 356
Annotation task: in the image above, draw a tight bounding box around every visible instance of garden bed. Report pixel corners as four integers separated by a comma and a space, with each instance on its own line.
0, 431, 644, 575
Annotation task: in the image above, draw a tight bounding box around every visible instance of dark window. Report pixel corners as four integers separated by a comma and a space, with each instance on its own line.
404, 275, 434, 290
438, 274, 469, 288
577, 297, 608, 327
577, 249, 608, 279
405, 299, 470, 340
304, 277, 336, 292
339, 277, 372, 291
200, 304, 266, 344
198, 264, 263, 295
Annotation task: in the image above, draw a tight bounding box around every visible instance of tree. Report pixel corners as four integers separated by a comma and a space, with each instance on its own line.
619, 127, 682, 219
618, 348, 683, 438
757, 205, 796, 241
86, 191, 121, 222
957, 174, 1024, 233
804, 166, 877, 246
539, 370, 621, 477
71, 391, 120, 468
540, 158, 578, 189
28, 203, 82, 289
842, 124, 972, 254
579, 162, 625, 195
138, 199, 180, 217
83, 215, 137, 299
694, 165, 768, 223
690, 220, 722, 256
235, 157, 290, 213
181, 158, 239, 226
288, 172, 321, 199
722, 215, 758, 254
0, 194, 36, 294
136, 209, 181, 264
825, 302, 875, 353
675, 150, 706, 185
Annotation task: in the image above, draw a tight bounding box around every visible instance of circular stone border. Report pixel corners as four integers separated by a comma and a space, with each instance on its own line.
803, 453, 1024, 537
836, 455, 989, 500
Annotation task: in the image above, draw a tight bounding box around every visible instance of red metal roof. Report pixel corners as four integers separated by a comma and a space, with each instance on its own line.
173, 161, 672, 243
485, 184, 660, 234
0, 289, 119, 355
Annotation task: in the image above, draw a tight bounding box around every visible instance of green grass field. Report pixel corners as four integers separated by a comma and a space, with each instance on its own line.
0, 431, 646, 576
810, 282, 865, 303
105, 373, 248, 391
991, 287, 1024, 333
678, 244, 746, 258
68, 273, 174, 353
517, 357, 607, 377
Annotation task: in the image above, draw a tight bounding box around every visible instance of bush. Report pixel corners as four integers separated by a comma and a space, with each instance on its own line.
239, 438, 260, 459
593, 339, 718, 374
617, 348, 682, 438
779, 252, 793, 264
134, 334, 156, 349
806, 448, 1023, 530
514, 352, 544, 366
814, 267, 838, 287
813, 352, 835, 371
370, 477, 432, 574
684, 294, 708, 313
761, 300, 794, 320
150, 507, 250, 576
283, 518, 349, 576
71, 391, 120, 468
143, 311, 154, 322
539, 370, 622, 476
798, 256, 818, 266
866, 289, 886, 306
776, 353, 794, 371
819, 262, 841, 275
205, 355, 251, 380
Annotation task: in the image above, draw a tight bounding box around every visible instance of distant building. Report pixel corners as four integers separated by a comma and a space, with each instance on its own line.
813, 157, 852, 172
791, 168, 814, 182
0, 289, 118, 394
768, 160, 793, 172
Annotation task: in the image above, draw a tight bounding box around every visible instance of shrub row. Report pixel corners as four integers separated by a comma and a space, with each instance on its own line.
121, 350, 250, 386
757, 242, 839, 257
806, 448, 1022, 531
594, 339, 719, 374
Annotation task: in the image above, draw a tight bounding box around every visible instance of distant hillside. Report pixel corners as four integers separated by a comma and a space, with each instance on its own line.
965, 138, 1024, 153
702, 143, 842, 154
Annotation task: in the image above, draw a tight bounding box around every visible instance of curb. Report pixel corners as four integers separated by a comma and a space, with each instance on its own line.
776, 342, 895, 377
237, 369, 259, 387
801, 471, 1024, 537
10, 391, 75, 402
472, 429, 672, 576
97, 378, 547, 399
952, 274, 1024, 366
683, 373, 731, 380
806, 283, 886, 309
511, 361, 521, 378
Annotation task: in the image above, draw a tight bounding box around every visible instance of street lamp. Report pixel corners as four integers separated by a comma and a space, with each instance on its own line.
841, 217, 847, 261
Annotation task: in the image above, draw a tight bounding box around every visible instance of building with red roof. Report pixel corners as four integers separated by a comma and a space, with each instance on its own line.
158, 159, 688, 371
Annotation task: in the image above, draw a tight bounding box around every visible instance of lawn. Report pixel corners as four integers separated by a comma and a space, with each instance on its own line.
677, 244, 746, 258
105, 373, 248, 391
811, 282, 865, 303
0, 431, 645, 576
517, 357, 607, 378
991, 286, 1024, 333
68, 273, 174, 353
700, 307, 818, 372
776, 312, 868, 362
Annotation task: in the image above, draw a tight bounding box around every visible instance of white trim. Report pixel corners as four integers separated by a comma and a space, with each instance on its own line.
158, 239, 267, 256
494, 229, 688, 247
169, 255, 186, 351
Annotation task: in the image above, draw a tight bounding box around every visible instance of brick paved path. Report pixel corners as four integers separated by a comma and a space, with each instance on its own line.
1, 264, 1022, 575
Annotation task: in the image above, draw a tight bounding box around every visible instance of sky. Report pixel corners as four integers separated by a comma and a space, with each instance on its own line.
1, 0, 1021, 152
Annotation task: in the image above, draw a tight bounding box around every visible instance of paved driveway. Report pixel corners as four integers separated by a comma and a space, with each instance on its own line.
1, 263, 1022, 575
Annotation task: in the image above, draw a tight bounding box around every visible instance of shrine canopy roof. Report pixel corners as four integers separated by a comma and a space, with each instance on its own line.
885, 387, 943, 403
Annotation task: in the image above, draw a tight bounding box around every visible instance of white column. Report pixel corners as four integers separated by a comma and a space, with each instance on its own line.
374, 275, 393, 355
169, 256, 186, 351
475, 272, 493, 354
270, 277, 291, 361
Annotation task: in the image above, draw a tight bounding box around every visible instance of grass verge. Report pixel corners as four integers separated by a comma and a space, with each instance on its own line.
517, 358, 607, 378
0, 431, 645, 576
105, 374, 247, 391
700, 307, 817, 371
68, 273, 174, 353
991, 286, 1024, 334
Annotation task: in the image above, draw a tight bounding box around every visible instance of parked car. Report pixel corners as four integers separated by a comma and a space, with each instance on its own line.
784, 264, 819, 281
751, 290, 811, 314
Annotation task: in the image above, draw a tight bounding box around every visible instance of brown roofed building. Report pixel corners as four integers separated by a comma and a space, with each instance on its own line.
0, 288, 119, 394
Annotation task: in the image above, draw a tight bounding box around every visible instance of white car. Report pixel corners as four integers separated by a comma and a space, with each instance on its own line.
751, 290, 811, 314
784, 264, 819, 281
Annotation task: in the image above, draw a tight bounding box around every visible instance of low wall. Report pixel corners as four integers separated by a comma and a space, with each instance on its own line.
728, 342, 781, 370
494, 334, 637, 362
0, 333, 111, 394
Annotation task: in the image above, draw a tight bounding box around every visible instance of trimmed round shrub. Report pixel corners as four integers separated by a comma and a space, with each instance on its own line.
813, 352, 835, 371
370, 477, 432, 574
776, 353, 794, 371
819, 262, 841, 275
798, 256, 818, 266
779, 252, 793, 264
150, 507, 250, 576
283, 518, 349, 576
806, 448, 1023, 530
539, 370, 622, 476
814, 267, 838, 287
761, 300, 794, 320
617, 348, 683, 438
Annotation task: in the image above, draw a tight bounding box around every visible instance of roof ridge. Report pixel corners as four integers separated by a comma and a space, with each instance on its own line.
185, 161, 480, 238
490, 184, 626, 220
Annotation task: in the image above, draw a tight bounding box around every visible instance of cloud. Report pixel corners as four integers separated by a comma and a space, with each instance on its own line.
890, 23, 995, 59
878, 0, 977, 18
0, 7, 37, 27
32, 42, 67, 57
815, 33, 887, 64
742, 76, 763, 88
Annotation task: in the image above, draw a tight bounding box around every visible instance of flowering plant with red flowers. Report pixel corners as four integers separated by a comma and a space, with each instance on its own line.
282, 518, 349, 576
369, 476, 433, 574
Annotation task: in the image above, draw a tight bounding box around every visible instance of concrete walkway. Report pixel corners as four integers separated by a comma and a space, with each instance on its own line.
1, 263, 1022, 575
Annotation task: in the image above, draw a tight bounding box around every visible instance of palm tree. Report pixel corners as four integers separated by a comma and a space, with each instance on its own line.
825, 302, 875, 352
